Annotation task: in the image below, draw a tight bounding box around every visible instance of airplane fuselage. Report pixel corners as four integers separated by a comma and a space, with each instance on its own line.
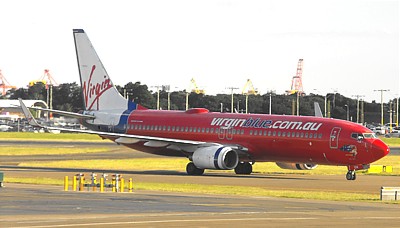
85, 108, 388, 167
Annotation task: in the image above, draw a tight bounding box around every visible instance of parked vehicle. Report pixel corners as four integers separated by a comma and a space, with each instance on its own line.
372, 127, 386, 135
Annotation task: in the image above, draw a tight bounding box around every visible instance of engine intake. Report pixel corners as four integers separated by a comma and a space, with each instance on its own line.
192, 146, 238, 170
276, 162, 318, 170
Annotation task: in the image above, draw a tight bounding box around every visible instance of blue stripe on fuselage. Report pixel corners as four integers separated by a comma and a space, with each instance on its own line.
114, 100, 137, 133
213, 147, 224, 169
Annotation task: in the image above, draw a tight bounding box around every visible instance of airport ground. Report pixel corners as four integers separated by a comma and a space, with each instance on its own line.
1, 140, 400, 227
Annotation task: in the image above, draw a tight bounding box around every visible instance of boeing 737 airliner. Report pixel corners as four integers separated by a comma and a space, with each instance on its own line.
20, 29, 390, 180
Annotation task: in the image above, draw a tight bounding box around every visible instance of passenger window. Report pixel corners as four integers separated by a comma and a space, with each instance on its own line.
296, 132, 299, 138
273, 131, 276, 136
211, 128, 214, 133
282, 132, 286, 137
318, 133, 322, 138
250, 130, 253, 135
278, 132, 281, 137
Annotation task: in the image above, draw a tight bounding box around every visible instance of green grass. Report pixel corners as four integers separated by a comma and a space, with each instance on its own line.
0, 132, 105, 141
380, 137, 400, 147
5, 177, 380, 202
17, 155, 399, 175
0, 147, 111, 156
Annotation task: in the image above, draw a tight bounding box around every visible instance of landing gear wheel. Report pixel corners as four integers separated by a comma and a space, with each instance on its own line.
235, 162, 253, 175
346, 170, 356, 180
186, 162, 204, 175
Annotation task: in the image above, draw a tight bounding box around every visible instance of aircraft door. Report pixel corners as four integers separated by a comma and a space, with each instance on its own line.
226, 128, 233, 140
218, 127, 225, 139
330, 127, 341, 149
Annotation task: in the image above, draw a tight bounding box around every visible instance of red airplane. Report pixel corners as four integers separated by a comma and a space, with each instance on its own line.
20, 29, 390, 181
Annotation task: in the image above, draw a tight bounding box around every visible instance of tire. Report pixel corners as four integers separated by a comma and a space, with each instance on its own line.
235, 162, 253, 175
243, 162, 253, 175
234, 162, 245, 174
186, 162, 204, 176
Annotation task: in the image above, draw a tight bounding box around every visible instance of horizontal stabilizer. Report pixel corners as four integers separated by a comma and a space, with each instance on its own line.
27, 106, 95, 119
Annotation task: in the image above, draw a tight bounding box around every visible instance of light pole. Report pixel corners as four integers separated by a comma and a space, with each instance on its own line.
374, 89, 389, 125
344, 104, 349, 121
227, 87, 239, 113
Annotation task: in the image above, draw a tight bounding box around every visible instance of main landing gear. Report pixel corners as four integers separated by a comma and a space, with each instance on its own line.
234, 162, 253, 175
346, 170, 356, 180
186, 162, 204, 175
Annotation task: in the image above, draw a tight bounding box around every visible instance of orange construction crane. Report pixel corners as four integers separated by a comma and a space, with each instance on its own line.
40, 69, 59, 88
0, 70, 17, 96
286, 59, 304, 95
29, 69, 59, 87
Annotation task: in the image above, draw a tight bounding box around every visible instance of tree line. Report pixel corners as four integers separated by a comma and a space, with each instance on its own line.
4, 81, 397, 125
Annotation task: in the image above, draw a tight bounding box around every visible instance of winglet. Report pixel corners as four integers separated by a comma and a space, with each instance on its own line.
19, 98, 41, 127
314, 102, 324, 117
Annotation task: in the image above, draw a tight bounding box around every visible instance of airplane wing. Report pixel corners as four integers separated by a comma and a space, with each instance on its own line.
18, 99, 249, 152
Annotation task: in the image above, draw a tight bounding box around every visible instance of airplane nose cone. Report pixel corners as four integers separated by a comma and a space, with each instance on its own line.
371, 139, 390, 160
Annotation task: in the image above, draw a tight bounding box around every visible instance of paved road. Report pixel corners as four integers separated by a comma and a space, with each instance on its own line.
1, 140, 400, 227
1, 183, 400, 227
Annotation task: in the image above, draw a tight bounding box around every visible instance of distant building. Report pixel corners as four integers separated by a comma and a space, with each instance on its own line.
0, 100, 48, 119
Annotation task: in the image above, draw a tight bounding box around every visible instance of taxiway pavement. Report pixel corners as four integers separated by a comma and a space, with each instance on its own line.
1, 140, 400, 227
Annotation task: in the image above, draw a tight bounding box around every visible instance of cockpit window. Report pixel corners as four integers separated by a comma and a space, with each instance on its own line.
363, 133, 376, 139
351, 133, 362, 139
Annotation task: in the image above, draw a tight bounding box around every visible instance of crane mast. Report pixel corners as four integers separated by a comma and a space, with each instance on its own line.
0, 70, 16, 96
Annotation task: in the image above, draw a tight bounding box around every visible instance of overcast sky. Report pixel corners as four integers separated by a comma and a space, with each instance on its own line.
0, 0, 398, 102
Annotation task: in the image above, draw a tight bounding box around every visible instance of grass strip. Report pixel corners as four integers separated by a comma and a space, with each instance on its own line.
381, 138, 400, 147
0, 147, 111, 156
6, 177, 379, 202
0, 132, 105, 142
18, 155, 400, 175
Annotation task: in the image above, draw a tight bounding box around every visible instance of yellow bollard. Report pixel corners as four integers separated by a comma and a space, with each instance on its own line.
92, 180, 97, 192
120, 178, 124, 193
73, 176, 77, 191
79, 176, 85, 192
129, 178, 133, 193
64, 176, 69, 191
100, 177, 104, 193
112, 179, 116, 192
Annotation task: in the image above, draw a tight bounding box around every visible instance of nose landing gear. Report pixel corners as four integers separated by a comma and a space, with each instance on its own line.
346, 170, 356, 180
346, 164, 370, 181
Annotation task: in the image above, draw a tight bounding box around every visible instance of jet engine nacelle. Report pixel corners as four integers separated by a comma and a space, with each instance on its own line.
192, 146, 239, 170
276, 162, 318, 170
